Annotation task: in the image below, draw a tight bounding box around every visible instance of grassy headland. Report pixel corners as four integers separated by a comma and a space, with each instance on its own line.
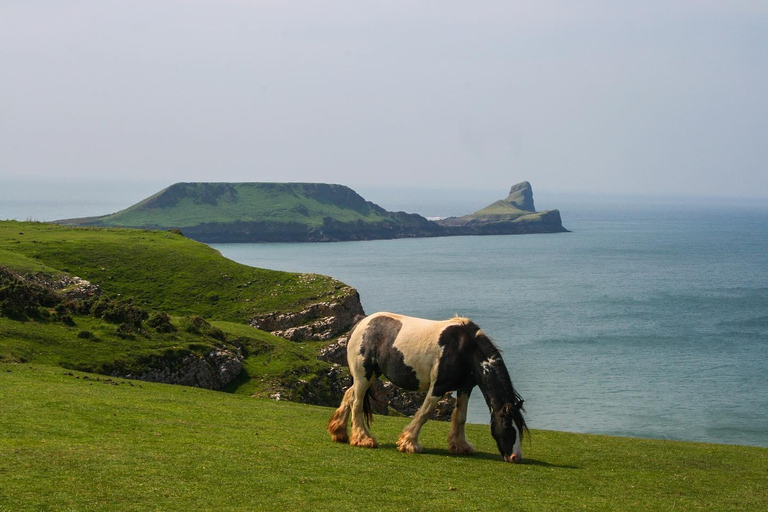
1, 220, 349, 320
2, 364, 766, 511
0, 220, 356, 400
56, 182, 442, 243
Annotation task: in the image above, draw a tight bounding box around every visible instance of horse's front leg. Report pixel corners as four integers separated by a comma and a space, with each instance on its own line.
397, 390, 441, 454
447, 389, 474, 455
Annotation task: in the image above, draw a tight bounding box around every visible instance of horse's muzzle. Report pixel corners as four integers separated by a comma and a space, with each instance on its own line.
504, 454, 521, 463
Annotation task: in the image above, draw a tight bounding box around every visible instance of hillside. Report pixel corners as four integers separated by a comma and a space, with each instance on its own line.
57, 182, 442, 243
0, 220, 362, 400
56, 181, 567, 242
3, 364, 767, 511
436, 181, 569, 235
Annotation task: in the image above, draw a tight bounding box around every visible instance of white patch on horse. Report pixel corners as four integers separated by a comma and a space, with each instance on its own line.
390, 315, 453, 393
512, 423, 522, 459
480, 356, 498, 374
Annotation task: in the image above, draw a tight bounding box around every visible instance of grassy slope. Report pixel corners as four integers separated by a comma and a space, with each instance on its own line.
2, 365, 766, 512
65, 182, 396, 229
0, 220, 350, 399
0, 221, 347, 319
471, 200, 527, 218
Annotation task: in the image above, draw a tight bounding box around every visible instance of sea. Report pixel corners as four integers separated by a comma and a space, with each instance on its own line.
2, 181, 767, 448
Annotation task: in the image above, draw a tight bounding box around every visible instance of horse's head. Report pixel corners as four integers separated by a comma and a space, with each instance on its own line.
490, 401, 526, 463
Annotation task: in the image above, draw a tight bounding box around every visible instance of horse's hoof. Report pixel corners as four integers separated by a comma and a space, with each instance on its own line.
350, 432, 378, 448
331, 433, 349, 444
397, 441, 422, 454
449, 442, 475, 456
397, 433, 422, 454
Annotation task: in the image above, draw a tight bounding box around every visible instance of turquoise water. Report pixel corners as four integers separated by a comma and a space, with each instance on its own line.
213, 203, 768, 447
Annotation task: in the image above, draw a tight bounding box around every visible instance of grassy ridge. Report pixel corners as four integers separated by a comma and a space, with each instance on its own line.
1, 221, 348, 320
60, 182, 399, 229
2, 364, 766, 511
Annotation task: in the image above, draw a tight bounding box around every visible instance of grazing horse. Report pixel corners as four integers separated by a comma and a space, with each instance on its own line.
327, 312, 527, 463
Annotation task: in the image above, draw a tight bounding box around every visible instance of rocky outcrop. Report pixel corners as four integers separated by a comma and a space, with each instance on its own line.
370, 380, 456, 421
250, 287, 364, 341
506, 181, 536, 212
126, 347, 244, 390
318, 336, 350, 365
438, 208, 568, 235
278, 364, 353, 407
56, 276, 102, 300
437, 182, 569, 235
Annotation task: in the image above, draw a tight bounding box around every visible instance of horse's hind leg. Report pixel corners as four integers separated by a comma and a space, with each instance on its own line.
397, 391, 441, 454
447, 389, 474, 455
349, 377, 378, 448
327, 386, 354, 443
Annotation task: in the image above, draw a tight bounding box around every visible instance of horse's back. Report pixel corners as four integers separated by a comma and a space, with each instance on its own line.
348, 312, 473, 392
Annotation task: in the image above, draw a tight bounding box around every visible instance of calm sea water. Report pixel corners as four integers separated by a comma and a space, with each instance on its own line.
3, 186, 767, 447
212, 201, 768, 448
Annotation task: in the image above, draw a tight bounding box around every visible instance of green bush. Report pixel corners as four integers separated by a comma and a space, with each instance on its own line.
147, 311, 177, 333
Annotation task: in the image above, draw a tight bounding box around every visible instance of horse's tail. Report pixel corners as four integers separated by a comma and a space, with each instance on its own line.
363, 386, 374, 428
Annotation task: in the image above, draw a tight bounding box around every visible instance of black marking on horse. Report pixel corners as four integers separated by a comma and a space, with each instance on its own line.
431, 323, 480, 396
471, 330, 528, 451
359, 315, 421, 391
437, 322, 528, 453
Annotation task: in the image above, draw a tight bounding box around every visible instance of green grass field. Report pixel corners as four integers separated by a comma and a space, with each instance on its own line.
2, 364, 766, 511
2, 220, 766, 511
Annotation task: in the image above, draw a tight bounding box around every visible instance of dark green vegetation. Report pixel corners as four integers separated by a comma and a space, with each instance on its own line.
57, 182, 442, 242
56, 181, 567, 242
436, 181, 569, 235
0, 220, 356, 400
3, 365, 767, 511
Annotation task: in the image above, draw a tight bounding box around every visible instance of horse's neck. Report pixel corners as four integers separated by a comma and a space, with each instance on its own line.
472, 352, 514, 414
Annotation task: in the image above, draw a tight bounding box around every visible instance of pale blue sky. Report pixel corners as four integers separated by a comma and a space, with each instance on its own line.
2, 1, 767, 198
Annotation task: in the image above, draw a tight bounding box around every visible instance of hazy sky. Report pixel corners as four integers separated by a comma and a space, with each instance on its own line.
2, 1, 767, 198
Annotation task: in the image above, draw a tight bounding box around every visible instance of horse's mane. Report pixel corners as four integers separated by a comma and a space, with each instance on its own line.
467, 322, 526, 420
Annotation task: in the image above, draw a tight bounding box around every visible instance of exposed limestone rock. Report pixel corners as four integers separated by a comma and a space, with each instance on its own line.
317, 336, 349, 365
506, 181, 536, 212
250, 287, 364, 341
284, 364, 352, 407
56, 276, 102, 299
127, 348, 243, 390
370, 381, 456, 421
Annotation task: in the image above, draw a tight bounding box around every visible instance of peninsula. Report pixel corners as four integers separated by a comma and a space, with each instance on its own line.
57, 181, 567, 242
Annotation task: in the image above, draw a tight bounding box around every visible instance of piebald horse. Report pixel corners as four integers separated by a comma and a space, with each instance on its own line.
328, 312, 527, 463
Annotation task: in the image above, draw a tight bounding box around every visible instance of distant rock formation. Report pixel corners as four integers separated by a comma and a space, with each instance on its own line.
506, 181, 536, 211
56, 181, 567, 241
436, 181, 569, 235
